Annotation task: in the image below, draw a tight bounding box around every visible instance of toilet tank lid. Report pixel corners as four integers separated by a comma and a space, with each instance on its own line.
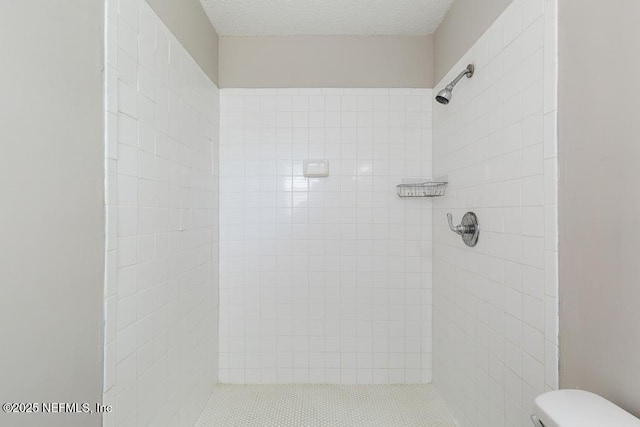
535, 390, 640, 427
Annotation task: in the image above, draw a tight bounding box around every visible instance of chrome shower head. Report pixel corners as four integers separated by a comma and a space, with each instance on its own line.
435, 64, 474, 105
436, 86, 453, 105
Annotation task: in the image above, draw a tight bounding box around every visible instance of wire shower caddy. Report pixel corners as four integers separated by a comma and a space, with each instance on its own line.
396, 181, 448, 198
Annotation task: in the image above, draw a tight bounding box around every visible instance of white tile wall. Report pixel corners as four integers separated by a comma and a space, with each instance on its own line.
104, 1, 558, 424
219, 88, 434, 384
104, 1, 220, 426
431, 1, 558, 426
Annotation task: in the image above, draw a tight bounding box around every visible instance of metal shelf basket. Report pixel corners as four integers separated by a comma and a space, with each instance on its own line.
396, 181, 447, 198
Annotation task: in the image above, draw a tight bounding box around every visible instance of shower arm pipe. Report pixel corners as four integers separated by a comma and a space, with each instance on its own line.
446, 64, 474, 89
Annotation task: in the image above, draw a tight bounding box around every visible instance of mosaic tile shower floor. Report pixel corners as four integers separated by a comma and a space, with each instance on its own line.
196, 384, 457, 426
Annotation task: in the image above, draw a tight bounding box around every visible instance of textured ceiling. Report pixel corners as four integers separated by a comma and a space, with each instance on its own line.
199, 0, 455, 36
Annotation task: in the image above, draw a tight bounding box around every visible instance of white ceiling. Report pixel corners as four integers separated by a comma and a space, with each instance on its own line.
199, 0, 455, 36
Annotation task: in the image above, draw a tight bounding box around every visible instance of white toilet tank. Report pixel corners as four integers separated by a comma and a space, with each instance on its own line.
532, 390, 640, 427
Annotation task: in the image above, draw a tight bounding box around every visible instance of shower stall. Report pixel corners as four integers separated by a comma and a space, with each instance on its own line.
102, 0, 558, 426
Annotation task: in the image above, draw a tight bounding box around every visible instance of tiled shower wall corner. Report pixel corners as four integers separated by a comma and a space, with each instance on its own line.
432, 0, 559, 426
219, 89, 434, 384
103, 1, 220, 426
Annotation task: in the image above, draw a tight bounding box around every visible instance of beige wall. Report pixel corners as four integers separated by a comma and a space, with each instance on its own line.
433, 0, 511, 83
559, 0, 640, 417
146, 0, 219, 84
0, 1, 105, 427
219, 35, 434, 88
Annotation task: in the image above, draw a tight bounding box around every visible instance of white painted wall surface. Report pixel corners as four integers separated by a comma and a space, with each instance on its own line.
219, 36, 434, 88
0, 1, 104, 426
432, 0, 558, 426
559, 0, 640, 417
219, 88, 434, 384
103, 1, 219, 426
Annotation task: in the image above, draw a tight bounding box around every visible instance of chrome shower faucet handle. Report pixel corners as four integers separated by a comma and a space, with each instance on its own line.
447, 213, 470, 235
447, 212, 480, 247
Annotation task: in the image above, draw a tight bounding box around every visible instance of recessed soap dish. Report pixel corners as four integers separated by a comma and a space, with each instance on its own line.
303, 159, 329, 177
